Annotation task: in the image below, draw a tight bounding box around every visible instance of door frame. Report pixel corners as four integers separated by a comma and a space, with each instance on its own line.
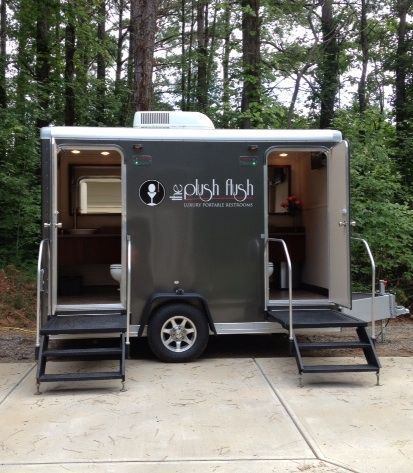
264, 145, 335, 308
51, 143, 127, 311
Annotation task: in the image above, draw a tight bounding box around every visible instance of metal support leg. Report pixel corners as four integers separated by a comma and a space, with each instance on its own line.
299, 374, 303, 388
376, 372, 380, 387
120, 381, 127, 392
35, 382, 41, 395
381, 320, 386, 343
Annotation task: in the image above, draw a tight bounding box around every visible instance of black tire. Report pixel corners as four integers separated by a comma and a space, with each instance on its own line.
147, 303, 209, 362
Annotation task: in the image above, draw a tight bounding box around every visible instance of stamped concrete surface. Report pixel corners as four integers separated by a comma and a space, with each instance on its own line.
0, 357, 411, 473
0, 359, 325, 472
256, 356, 413, 473
0, 363, 34, 404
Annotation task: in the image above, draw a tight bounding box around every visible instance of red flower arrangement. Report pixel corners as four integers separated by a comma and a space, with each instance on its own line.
281, 195, 303, 214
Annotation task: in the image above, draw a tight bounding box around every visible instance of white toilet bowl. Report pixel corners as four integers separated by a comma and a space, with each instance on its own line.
110, 264, 122, 284
268, 262, 274, 278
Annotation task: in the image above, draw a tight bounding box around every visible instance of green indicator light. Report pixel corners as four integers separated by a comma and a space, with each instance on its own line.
239, 156, 258, 166
134, 157, 152, 166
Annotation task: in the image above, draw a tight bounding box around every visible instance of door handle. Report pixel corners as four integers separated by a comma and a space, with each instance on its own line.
44, 222, 62, 228
339, 220, 356, 227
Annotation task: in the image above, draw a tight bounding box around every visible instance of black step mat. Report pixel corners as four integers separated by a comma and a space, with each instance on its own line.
40, 314, 127, 334
267, 309, 367, 328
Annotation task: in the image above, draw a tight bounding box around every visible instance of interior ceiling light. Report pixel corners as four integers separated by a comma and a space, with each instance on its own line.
100, 151, 110, 156
71, 150, 81, 154
279, 153, 288, 157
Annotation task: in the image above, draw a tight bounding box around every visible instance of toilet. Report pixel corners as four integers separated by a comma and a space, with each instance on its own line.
268, 261, 274, 278
110, 264, 122, 284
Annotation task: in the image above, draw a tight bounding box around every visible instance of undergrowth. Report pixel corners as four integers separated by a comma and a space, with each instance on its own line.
0, 265, 36, 328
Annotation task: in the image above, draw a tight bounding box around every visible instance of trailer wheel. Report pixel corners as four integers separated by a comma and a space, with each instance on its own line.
147, 304, 209, 362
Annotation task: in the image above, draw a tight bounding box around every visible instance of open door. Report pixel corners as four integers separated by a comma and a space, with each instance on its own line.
51, 139, 60, 314
328, 140, 351, 308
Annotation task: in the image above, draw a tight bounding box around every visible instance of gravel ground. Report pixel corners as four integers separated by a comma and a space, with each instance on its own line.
0, 315, 412, 363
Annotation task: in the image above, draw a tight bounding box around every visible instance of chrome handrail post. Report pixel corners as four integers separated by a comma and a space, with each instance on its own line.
126, 235, 131, 346
47, 240, 51, 318
267, 238, 294, 340
36, 240, 46, 348
352, 237, 376, 340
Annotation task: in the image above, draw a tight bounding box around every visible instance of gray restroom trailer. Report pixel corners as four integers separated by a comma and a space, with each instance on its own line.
35, 111, 406, 389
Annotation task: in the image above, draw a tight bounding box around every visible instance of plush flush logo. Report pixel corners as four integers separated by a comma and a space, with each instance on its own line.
139, 180, 165, 206
169, 178, 254, 208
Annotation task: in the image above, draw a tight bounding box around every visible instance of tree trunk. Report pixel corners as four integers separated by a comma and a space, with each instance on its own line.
358, 0, 369, 114
394, 0, 411, 131
36, 1, 52, 129
196, 1, 208, 112
130, 0, 159, 111
64, 15, 76, 125
287, 65, 310, 127
394, 0, 413, 184
319, 0, 339, 129
0, 0, 6, 108
186, 3, 195, 109
180, 0, 186, 110
115, 0, 125, 84
181, 0, 196, 110
96, 0, 106, 124
240, 0, 261, 129
221, 3, 231, 127
206, 4, 217, 104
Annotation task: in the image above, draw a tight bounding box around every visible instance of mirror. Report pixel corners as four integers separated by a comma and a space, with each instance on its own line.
78, 177, 121, 214
268, 165, 291, 214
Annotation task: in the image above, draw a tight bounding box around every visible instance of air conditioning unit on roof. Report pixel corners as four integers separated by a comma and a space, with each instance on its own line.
133, 111, 215, 129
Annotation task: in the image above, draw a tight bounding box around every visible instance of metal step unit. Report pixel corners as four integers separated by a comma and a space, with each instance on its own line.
36, 312, 127, 393
267, 307, 381, 386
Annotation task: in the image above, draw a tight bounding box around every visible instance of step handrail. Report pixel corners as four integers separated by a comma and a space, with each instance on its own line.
352, 237, 376, 340
36, 239, 49, 349
126, 235, 132, 347
267, 238, 294, 340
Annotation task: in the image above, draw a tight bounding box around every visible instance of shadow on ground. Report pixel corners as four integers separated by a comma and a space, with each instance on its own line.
130, 333, 292, 360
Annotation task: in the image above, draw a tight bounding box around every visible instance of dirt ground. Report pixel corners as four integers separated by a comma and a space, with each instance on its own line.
0, 315, 412, 363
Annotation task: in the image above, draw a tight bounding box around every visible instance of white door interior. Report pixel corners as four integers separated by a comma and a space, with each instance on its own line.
328, 140, 351, 308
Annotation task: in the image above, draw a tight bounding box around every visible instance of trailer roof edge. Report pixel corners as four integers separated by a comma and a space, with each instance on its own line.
40, 127, 342, 143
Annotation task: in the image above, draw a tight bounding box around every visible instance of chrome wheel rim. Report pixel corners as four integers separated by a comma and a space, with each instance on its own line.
161, 316, 197, 352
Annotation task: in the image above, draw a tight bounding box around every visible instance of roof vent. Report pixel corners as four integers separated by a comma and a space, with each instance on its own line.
133, 111, 215, 129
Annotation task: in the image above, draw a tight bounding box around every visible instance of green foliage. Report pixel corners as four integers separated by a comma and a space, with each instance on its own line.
334, 109, 413, 298
0, 110, 40, 267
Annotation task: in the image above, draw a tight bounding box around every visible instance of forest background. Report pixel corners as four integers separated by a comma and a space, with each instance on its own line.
0, 0, 412, 315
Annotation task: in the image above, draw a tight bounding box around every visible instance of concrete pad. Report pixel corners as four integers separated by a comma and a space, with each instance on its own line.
0, 363, 34, 404
0, 459, 348, 473
0, 358, 314, 466
256, 356, 413, 473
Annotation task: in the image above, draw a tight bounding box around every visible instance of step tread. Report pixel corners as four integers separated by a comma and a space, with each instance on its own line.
39, 372, 123, 382
298, 341, 372, 350
40, 314, 127, 335
267, 309, 367, 329
43, 347, 122, 358
302, 364, 379, 373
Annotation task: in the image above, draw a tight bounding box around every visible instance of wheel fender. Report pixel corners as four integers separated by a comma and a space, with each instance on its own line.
138, 293, 216, 337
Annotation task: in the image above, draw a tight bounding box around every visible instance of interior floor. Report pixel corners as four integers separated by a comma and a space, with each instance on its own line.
269, 288, 328, 301
58, 286, 120, 305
